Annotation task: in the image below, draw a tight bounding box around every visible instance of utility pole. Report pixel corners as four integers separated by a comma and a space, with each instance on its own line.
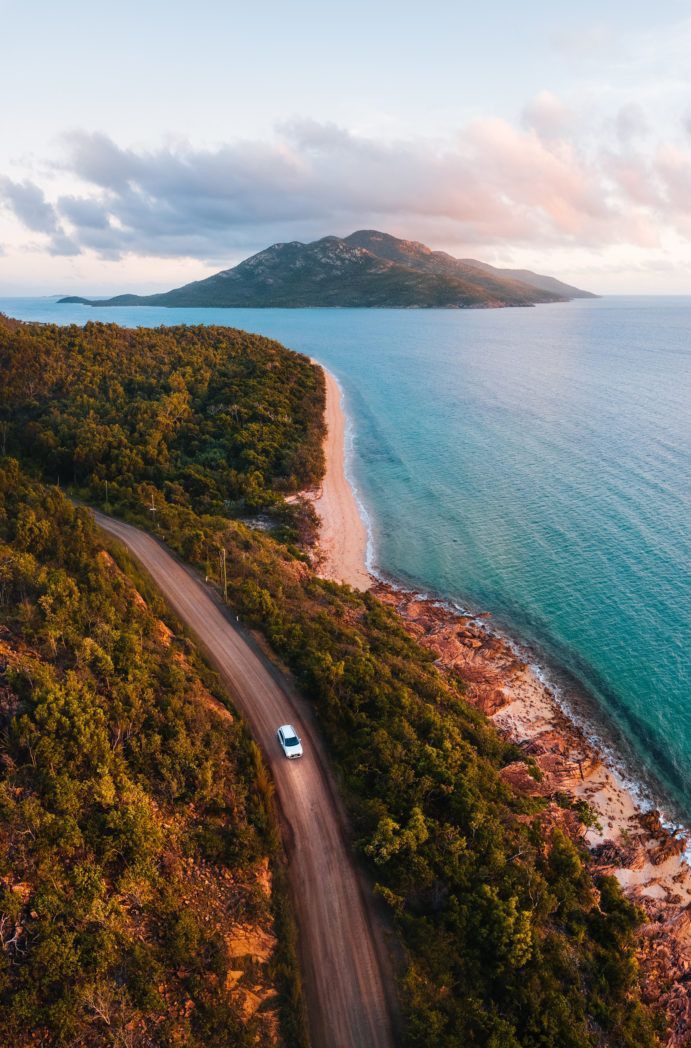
149, 493, 156, 523
221, 547, 228, 603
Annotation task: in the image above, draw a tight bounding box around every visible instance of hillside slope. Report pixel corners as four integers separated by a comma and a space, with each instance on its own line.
0, 315, 325, 539
458, 257, 597, 299
0, 464, 302, 1046
59, 230, 595, 309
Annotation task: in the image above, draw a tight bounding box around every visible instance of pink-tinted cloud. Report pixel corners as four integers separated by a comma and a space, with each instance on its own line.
2, 103, 691, 264
522, 91, 575, 140
655, 145, 691, 215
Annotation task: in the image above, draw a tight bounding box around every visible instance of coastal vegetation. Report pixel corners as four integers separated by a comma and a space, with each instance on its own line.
0, 315, 659, 1045
0, 315, 324, 542
126, 500, 660, 1047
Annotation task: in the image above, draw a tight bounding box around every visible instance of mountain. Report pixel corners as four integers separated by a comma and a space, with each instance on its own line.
60, 230, 595, 308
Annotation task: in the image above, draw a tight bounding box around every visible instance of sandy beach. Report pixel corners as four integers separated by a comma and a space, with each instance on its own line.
306, 366, 371, 591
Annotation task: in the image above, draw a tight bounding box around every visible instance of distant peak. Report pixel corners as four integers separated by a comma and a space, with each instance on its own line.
266, 240, 305, 251
345, 229, 432, 255
346, 229, 395, 243
349, 229, 385, 238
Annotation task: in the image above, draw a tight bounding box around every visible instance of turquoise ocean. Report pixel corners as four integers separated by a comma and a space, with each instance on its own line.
2, 296, 690, 822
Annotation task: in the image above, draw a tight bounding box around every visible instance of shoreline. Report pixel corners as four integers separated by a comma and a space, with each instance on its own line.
307, 360, 691, 1038
304, 365, 371, 591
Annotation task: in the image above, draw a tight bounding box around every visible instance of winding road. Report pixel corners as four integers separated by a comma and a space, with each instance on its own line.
92, 510, 397, 1048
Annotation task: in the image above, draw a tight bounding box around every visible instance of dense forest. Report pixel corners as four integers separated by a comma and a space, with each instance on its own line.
0, 315, 662, 1045
0, 315, 324, 542
0, 461, 304, 1045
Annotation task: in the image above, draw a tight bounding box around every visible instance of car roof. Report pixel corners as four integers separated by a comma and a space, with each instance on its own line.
279, 724, 297, 735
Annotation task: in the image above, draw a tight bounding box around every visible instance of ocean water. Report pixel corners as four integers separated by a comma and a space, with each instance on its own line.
2, 296, 690, 821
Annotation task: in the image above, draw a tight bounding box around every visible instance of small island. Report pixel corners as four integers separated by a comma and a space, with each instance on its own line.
59, 229, 596, 309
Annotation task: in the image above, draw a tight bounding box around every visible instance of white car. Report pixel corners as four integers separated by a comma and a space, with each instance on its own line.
277, 724, 303, 759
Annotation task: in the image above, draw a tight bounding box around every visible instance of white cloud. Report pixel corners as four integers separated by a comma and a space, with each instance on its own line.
0, 177, 60, 234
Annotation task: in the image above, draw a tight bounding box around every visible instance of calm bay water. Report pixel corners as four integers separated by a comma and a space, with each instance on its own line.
3, 296, 690, 819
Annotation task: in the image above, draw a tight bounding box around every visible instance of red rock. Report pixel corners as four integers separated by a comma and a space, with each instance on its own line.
651, 836, 687, 866
638, 809, 664, 837
499, 761, 548, 797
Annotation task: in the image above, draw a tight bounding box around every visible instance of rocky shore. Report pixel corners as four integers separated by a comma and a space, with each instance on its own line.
373, 582, 691, 1045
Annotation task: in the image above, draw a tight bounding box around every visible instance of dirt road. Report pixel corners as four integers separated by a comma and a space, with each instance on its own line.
92, 511, 397, 1048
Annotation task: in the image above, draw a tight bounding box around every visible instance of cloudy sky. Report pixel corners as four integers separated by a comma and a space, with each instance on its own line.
2, 0, 691, 294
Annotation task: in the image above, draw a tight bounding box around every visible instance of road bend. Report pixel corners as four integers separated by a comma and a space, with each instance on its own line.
92, 510, 398, 1048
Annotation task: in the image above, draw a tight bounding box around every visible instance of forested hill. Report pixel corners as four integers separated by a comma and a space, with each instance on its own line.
59, 229, 595, 309
0, 463, 304, 1045
0, 316, 660, 1045
0, 315, 325, 540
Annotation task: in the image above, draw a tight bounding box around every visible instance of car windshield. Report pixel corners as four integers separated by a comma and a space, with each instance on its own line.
285, 736, 299, 746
